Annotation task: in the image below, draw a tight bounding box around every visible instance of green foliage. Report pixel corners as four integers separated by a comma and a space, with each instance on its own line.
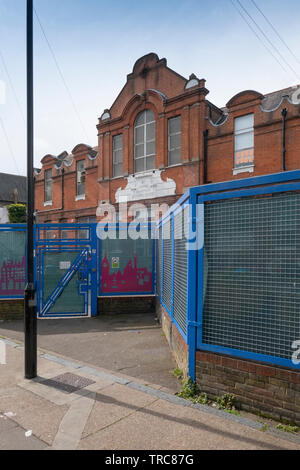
276, 424, 299, 434
178, 378, 200, 400
193, 392, 209, 405
173, 368, 183, 380
225, 409, 240, 416
216, 393, 236, 411
7, 204, 27, 223
260, 424, 268, 432
178, 378, 208, 405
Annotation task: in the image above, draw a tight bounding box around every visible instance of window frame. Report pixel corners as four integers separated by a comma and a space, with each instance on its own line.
113, 134, 123, 178
44, 169, 52, 204
234, 113, 254, 170
168, 115, 182, 166
60, 218, 68, 240
134, 110, 156, 173
76, 216, 96, 239
76, 160, 86, 198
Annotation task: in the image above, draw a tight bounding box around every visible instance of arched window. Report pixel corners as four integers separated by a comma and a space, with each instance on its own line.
134, 110, 156, 173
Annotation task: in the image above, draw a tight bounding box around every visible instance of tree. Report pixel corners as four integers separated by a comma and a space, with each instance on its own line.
7, 204, 27, 223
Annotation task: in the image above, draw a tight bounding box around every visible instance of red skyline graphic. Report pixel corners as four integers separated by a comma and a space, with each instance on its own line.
101, 254, 152, 293
0, 255, 26, 296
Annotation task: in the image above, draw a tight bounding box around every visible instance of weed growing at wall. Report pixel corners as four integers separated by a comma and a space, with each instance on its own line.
276, 424, 299, 434
216, 393, 236, 411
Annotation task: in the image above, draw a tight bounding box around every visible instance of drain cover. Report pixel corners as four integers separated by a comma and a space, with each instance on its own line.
42, 372, 95, 394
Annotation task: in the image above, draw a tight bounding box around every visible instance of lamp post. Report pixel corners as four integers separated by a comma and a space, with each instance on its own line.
24, 0, 37, 379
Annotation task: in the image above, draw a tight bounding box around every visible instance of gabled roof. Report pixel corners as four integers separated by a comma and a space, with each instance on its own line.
0, 172, 27, 204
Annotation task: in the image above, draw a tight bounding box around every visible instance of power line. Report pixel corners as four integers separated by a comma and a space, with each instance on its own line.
229, 0, 290, 77
0, 48, 26, 124
0, 116, 21, 175
235, 0, 300, 82
250, 0, 300, 68
33, 7, 89, 142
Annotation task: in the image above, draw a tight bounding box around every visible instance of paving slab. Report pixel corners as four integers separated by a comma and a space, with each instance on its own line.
1, 335, 300, 450
0, 416, 47, 450
79, 398, 300, 451
82, 383, 159, 439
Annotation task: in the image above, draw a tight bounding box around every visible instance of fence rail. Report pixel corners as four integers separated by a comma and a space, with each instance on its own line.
157, 169, 300, 379
0, 223, 156, 303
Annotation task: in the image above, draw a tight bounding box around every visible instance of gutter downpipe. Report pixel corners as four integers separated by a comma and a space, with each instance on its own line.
203, 129, 209, 185
282, 108, 287, 171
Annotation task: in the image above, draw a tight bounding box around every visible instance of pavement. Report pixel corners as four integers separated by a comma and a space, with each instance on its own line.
1, 337, 300, 450
0, 314, 181, 393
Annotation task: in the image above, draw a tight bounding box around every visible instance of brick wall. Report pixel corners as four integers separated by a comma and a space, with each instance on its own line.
156, 298, 189, 378
34, 54, 300, 224
206, 91, 300, 183
196, 351, 300, 425
0, 300, 24, 320
98, 296, 155, 315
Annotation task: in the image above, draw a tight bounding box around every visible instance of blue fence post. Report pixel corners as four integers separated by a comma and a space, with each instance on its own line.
91, 223, 98, 316
187, 191, 202, 382
161, 223, 164, 303
171, 213, 175, 321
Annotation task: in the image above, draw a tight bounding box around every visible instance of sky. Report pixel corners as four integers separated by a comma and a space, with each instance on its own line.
0, 0, 299, 176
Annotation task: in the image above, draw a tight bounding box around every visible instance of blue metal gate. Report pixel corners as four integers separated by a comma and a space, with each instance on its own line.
35, 223, 98, 319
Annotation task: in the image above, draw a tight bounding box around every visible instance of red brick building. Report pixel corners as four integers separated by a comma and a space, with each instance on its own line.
34, 53, 300, 222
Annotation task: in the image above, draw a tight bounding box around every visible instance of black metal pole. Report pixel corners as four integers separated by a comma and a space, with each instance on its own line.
25, 0, 37, 379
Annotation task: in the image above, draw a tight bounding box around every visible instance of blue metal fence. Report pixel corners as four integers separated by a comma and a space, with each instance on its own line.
157, 192, 191, 343
97, 223, 155, 297
0, 224, 27, 299
157, 169, 300, 380
0, 223, 156, 316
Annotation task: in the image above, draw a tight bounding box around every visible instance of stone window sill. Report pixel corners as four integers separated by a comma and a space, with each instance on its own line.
44, 201, 52, 207
233, 165, 254, 176
75, 194, 86, 201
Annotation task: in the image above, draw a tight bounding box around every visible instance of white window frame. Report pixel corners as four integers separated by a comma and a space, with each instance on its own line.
134, 110, 156, 173
168, 116, 181, 166
113, 134, 123, 178
76, 160, 86, 198
234, 114, 254, 174
44, 169, 52, 205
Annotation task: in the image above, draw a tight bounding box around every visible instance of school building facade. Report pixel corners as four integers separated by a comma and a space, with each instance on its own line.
34, 52, 300, 223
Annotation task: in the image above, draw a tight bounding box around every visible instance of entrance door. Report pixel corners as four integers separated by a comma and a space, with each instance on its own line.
36, 224, 97, 319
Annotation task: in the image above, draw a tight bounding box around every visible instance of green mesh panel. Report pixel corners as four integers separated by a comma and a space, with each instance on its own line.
43, 251, 85, 314
0, 230, 26, 297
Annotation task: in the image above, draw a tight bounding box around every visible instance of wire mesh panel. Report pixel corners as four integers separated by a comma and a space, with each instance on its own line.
203, 191, 300, 360
156, 226, 162, 299
173, 208, 188, 335
162, 219, 172, 312
0, 229, 26, 298
42, 250, 86, 315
